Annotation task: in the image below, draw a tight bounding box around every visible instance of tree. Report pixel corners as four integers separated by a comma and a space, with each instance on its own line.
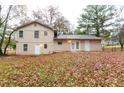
53, 16, 71, 34
0, 5, 27, 55
74, 28, 85, 35
0, 5, 12, 55
118, 26, 124, 50
32, 5, 72, 34
32, 5, 61, 26
111, 6, 124, 51
77, 5, 116, 37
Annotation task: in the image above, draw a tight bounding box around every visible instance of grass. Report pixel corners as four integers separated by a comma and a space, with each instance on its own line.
103, 45, 121, 48
6, 50, 16, 55
0, 51, 124, 86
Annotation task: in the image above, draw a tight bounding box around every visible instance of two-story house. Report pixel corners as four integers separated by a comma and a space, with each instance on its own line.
14, 21, 102, 55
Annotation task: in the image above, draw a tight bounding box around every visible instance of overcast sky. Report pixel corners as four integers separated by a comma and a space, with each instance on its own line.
26, 0, 87, 27
1, 0, 124, 28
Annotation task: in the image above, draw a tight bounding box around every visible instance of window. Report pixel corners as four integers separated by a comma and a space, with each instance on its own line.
71, 42, 80, 50
19, 30, 23, 38
72, 43, 75, 49
76, 42, 79, 49
34, 30, 39, 38
44, 31, 48, 36
44, 44, 47, 49
58, 42, 62, 45
23, 44, 28, 51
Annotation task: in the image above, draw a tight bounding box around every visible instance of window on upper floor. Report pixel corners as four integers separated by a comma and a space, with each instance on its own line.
34, 30, 39, 38
44, 31, 48, 36
23, 44, 28, 51
19, 30, 23, 38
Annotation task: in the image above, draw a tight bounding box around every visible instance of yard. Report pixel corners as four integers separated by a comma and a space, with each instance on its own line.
0, 51, 124, 87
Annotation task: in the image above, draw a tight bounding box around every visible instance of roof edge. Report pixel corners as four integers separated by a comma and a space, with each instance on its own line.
14, 20, 54, 31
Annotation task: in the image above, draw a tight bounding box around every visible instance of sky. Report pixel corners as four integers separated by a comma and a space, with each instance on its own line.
26, 0, 86, 28
1, 0, 124, 28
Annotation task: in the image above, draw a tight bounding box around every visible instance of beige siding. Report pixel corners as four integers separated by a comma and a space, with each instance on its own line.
16, 42, 54, 55
90, 40, 102, 51
15, 23, 54, 55
54, 40, 102, 52
41, 42, 54, 54
16, 43, 35, 55
80, 40, 102, 51
15, 23, 54, 43
80, 40, 85, 50
54, 40, 70, 52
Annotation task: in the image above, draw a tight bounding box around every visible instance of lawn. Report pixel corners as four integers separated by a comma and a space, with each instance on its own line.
0, 51, 124, 87
104, 45, 121, 48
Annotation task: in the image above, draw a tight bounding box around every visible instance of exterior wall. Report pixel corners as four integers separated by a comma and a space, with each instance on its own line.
54, 40, 82, 52
16, 43, 35, 55
54, 39, 102, 52
16, 42, 54, 55
15, 22, 102, 55
54, 40, 70, 52
15, 23, 54, 43
90, 40, 102, 51
15, 23, 54, 55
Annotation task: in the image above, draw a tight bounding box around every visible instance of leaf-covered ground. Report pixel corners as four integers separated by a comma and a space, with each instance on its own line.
0, 51, 124, 87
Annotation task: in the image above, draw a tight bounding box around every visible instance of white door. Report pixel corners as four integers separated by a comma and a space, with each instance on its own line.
71, 42, 80, 51
71, 42, 75, 50
84, 41, 90, 51
35, 45, 41, 55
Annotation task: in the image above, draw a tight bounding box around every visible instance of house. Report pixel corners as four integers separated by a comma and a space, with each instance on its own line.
14, 21, 102, 55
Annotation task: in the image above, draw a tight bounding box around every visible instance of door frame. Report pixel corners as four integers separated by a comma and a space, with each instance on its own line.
84, 40, 90, 51
35, 45, 41, 55
70, 41, 80, 51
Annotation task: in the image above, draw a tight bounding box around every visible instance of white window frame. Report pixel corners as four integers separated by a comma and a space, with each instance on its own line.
23, 44, 28, 52
34, 30, 39, 38
70, 41, 80, 51
19, 30, 23, 38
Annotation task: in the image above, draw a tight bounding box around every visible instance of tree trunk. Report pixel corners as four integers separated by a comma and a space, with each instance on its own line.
0, 48, 3, 55
96, 29, 100, 37
0, 6, 12, 55
4, 30, 15, 55
121, 44, 123, 51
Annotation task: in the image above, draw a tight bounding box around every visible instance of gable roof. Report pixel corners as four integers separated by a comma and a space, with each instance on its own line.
14, 20, 54, 31
54, 35, 102, 40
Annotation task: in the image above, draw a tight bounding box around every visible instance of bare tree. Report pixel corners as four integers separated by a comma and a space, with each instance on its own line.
32, 5, 72, 34
118, 26, 124, 50
0, 5, 27, 55
113, 6, 124, 51
53, 16, 71, 34
32, 5, 61, 26
0, 5, 12, 55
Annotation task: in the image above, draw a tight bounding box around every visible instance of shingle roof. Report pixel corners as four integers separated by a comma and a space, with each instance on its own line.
55, 35, 102, 40
14, 20, 54, 31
